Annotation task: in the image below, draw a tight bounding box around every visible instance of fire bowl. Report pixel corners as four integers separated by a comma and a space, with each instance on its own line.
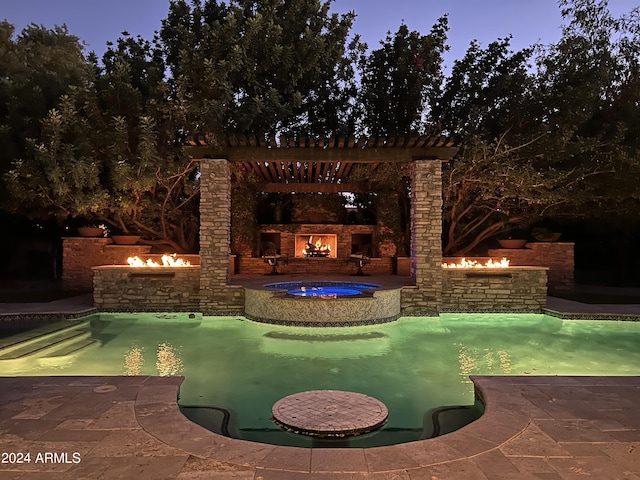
497, 239, 527, 249
111, 235, 141, 245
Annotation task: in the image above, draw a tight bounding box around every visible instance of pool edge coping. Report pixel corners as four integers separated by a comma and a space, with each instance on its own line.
135, 375, 532, 474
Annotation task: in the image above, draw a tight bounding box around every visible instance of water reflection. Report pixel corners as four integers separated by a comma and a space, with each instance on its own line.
123, 342, 184, 376
123, 346, 144, 375
156, 342, 184, 376
457, 344, 512, 383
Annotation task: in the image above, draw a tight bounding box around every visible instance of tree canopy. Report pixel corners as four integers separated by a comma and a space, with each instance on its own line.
2, 0, 639, 255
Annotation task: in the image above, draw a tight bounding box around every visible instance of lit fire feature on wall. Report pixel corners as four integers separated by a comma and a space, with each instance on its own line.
441, 257, 510, 269
127, 254, 191, 267
295, 234, 337, 258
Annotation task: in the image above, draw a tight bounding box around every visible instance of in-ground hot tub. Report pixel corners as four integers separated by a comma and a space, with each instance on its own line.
244, 281, 401, 326
266, 281, 380, 298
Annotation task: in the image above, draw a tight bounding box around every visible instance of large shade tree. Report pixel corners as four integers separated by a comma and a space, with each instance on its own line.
436, 0, 640, 255
4, 0, 363, 252
6, 34, 201, 252
356, 19, 448, 136
4, 0, 640, 259
351, 20, 449, 255
435, 38, 543, 255
159, 0, 360, 136
0, 22, 88, 203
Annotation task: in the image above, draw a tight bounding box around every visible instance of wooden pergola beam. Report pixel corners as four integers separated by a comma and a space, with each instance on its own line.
263, 182, 365, 193
186, 146, 458, 162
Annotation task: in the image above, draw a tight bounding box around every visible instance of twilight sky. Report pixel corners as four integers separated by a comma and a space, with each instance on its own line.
2, 0, 637, 70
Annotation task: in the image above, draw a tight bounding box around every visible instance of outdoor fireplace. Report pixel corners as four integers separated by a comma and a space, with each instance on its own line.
295, 234, 337, 258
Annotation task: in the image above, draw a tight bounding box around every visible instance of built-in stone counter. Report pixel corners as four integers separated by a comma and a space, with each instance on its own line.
92, 264, 547, 316
244, 285, 402, 326
93, 266, 201, 311
441, 266, 548, 312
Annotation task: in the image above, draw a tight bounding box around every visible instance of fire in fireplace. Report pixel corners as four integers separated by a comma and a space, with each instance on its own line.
295, 234, 337, 258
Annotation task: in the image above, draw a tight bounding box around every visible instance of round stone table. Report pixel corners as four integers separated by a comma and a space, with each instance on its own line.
271, 390, 389, 437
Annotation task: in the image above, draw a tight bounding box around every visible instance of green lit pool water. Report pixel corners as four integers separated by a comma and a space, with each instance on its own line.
6, 313, 640, 447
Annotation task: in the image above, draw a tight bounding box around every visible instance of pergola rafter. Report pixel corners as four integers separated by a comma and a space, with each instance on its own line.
186, 133, 458, 193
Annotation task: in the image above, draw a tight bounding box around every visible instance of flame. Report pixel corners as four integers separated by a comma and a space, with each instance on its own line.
441, 257, 510, 269
127, 254, 191, 267
302, 235, 332, 257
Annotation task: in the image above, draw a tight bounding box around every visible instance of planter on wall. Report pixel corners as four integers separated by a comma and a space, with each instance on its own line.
77, 227, 105, 237
111, 235, 141, 245
497, 239, 528, 249
532, 232, 562, 242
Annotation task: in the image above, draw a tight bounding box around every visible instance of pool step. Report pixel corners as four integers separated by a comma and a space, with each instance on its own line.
0, 320, 87, 352
0, 321, 95, 360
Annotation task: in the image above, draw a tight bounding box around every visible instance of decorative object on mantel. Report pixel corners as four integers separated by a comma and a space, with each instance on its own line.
77, 225, 108, 237
531, 227, 561, 242
111, 235, 141, 245
497, 239, 527, 249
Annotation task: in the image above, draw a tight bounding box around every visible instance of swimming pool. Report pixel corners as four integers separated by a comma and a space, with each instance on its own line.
5, 313, 640, 448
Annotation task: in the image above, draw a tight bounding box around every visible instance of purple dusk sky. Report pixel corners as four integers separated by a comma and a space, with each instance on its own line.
2, 0, 637, 70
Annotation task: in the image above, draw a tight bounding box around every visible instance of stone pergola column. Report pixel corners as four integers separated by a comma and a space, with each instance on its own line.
199, 158, 244, 314
405, 159, 443, 315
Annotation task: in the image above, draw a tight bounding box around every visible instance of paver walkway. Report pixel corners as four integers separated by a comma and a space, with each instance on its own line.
1, 375, 640, 479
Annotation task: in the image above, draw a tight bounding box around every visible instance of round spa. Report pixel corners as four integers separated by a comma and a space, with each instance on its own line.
244, 281, 401, 326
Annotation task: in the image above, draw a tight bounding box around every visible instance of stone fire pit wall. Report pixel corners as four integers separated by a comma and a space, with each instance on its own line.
441, 266, 548, 312
92, 266, 201, 311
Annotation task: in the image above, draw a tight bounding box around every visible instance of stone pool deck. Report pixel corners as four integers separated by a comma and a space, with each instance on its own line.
1, 375, 640, 479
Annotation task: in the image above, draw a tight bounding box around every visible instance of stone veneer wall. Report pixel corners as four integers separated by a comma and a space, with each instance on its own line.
93, 266, 201, 311
237, 223, 394, 274
62, 238, 152, 290
403, 160, 443, 315
199, 159, 245, 314
441, 267, 548, 312
488, 243, 574, 292
237, 257, 395, 275
244, 287, 401, 326
258, 224, 379, 258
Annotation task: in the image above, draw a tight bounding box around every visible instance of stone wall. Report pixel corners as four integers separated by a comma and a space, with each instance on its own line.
93, 266, 201, 311
488, 242, 574, 292
234, 223, 395, 274
198, 159, 245, 314
62, 238, 152, 290
263, 224, 378, 257
405, 160, 443, 314
235, 224, 381, 258
244, 287, 401, 326
441, 267, 548, 312
237, 257, 395, 275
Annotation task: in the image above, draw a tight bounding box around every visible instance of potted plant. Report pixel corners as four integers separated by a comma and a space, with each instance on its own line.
497, 228, 527, 249
111, 234, 141, 245
77, 224, 109, 237
497, 238, 528, 249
